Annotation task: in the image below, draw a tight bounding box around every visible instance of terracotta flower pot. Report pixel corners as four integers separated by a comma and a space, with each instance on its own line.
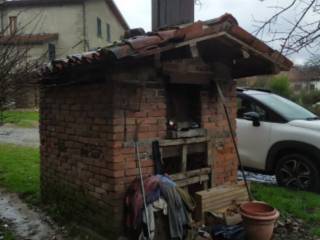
240, 202, 279, 240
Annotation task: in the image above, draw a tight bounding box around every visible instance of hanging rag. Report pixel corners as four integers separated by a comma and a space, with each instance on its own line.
159, 179, 189, 240
125, 175, 190, 239
176, 187, 196, 212
125, 175, 161, 230
141, 204, 156, 240
140, 198, 168, 240
159, 175, 176, 187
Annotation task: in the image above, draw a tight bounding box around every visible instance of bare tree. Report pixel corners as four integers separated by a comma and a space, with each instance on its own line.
0, 12, 45, 125
255, 0, 320, 55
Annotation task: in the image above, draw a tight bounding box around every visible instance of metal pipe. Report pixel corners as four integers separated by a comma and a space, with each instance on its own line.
0, 3, 4, 34
134, 121, 151, 239
82, 1, 88, 51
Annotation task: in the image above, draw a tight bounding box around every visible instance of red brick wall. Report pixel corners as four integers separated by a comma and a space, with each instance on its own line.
40, 77, 238, 237
201, 81, 238, 185
110, 85, 167, 202
40, 82, 121, 236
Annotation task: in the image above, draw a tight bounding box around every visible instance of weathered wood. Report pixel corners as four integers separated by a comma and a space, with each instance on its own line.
170, 168, 211, 188
194, 182, 250, 221
168, 128, 207, 139
199, 183, 246, 200
181, 144, 188, 172
172, 31, 288, 71
170, 168, 211, 181
162, 144, 206, 158
175, 175, 209, 188
161, 137, 212, 190
199, 190, 247, 202
200, 187, 247, 202
162, 59, 212, 74
190, 42, 199, 58
159, 136, 209, 147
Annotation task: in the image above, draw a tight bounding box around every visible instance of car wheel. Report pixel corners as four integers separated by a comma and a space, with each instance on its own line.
275, 154, 320, 192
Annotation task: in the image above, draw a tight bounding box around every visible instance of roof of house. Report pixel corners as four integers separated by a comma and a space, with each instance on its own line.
42, 14, 293, 82
105, 0, 129, 30
288, 66, 320, 82
0, 0, 83, 7
0, 33, 59, 44
0, 0, 129, 30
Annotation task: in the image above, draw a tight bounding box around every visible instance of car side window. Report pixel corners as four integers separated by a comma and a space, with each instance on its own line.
237, 96, 267, 121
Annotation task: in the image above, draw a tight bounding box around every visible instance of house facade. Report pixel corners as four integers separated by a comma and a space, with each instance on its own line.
288, 67, 320, 93
0, 0, 128, 61
0, 0, 128, 108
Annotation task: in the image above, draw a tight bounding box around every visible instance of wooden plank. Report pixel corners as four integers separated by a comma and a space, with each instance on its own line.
199, 187, 247, 202
207, 140, 213, 166
162, 59, 211, 74
170, 168, 211, 181
207, 140, 214, 186
190, 42, 199, 58
175, 175, 209, 188
172, 31, 288, 71
181, 144, 188, 172
201, 190, 248, 207
203, 196, 248, 211
198, 187, 243, 200
201, 191, 249, 207
196, 182, 247, 199
159, 136, 209, 147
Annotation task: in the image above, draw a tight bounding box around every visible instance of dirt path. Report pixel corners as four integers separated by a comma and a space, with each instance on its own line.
0, 126, 39, 147
0, 189, 63, 240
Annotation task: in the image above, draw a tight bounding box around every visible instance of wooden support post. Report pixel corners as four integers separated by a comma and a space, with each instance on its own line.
190, 43, 199, 58
181, 144, 188, 190
181, 144, 188, 172
207, 140, 214, 188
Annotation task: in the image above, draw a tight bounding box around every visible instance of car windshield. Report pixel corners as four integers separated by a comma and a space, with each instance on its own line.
251, 93, 318, 121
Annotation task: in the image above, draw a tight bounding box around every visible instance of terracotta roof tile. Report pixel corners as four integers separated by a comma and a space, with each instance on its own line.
42, 14, 293, 78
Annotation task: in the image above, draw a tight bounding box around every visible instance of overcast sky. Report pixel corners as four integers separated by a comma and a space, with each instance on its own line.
114, 0, 310, 65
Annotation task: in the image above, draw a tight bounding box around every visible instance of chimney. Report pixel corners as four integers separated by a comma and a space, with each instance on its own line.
152, 0, 194, 31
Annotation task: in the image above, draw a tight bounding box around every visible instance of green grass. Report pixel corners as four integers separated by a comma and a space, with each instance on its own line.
0, 144, 40, 204
0, 221, 15, 240
252, 183, 320, 236
1, 110, 39, 128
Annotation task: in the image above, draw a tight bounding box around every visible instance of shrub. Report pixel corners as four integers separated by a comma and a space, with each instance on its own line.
269, 75, 291, 97
300, 90, 320, 106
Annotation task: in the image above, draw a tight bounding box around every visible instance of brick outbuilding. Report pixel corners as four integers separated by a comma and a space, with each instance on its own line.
40, 14, 292, 238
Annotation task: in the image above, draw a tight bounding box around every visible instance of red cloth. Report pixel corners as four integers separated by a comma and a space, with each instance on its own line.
125, 175, 161, 229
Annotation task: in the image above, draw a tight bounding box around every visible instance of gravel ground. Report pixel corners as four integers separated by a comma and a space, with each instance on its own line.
0, 125, 39, 147
273, 215, 320, 240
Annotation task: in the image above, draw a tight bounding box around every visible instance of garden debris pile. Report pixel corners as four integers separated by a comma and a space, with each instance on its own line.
273, 215, 319, 240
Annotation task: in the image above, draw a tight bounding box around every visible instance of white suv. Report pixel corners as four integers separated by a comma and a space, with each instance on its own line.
237, 88, 320, 192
